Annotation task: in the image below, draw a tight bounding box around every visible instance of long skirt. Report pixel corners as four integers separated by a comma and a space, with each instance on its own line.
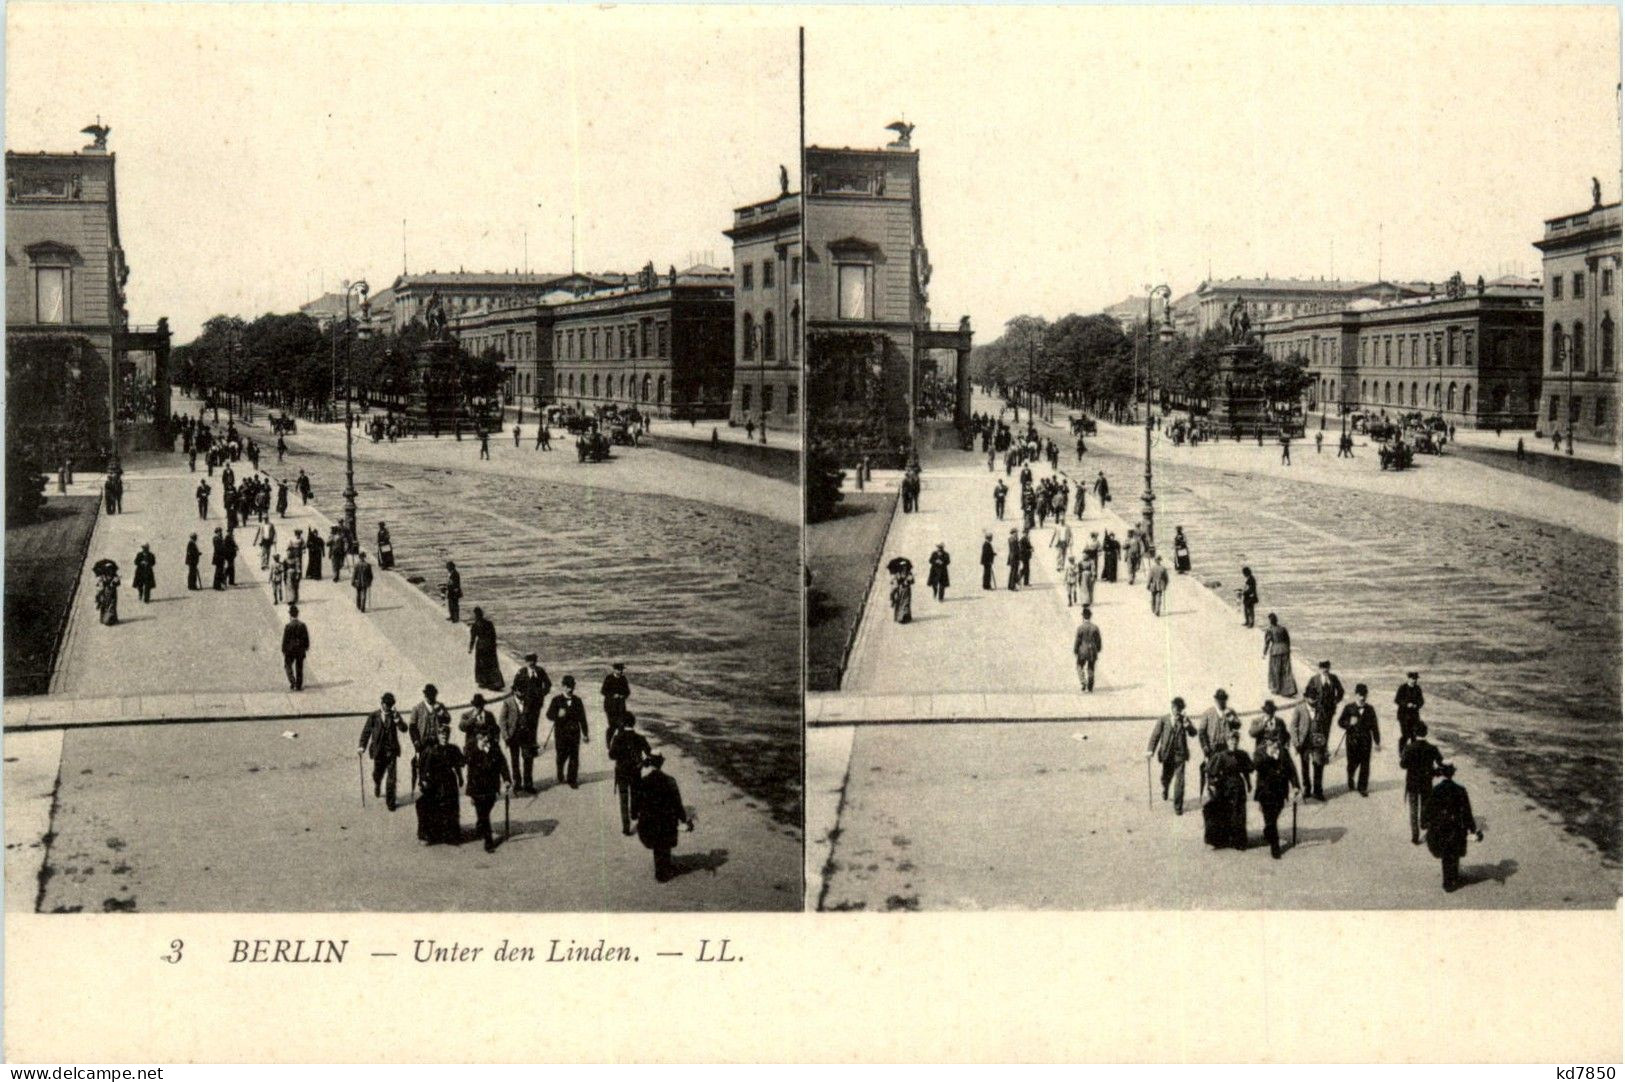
308, 550, 323, 579
1268, 654, 1298, 697
1102, 550, 1118, 582
892, 587, 912, 624
416, 788, 461, 844
1203, 788, 1248, 849
474, 642, 505, 691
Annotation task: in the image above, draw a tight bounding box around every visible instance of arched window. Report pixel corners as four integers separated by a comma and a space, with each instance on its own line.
1553, 323, 1565, 371
1433, 384, 1441, 409
1361, 380, 1368, 403
657, 376, 666, 404
1574, 321, 1586, 373
763, 311, 776, 362
1410, 382, 1418, 406
619, 374, 627, 399
592, 374, 600, 398
1462, 384, 1472, 415
1447, 382, 1457, 412
1383, 381, 1391, 405
642, 374, 651, 402
742, 313, 756, 360
1604, 313, 1617, 374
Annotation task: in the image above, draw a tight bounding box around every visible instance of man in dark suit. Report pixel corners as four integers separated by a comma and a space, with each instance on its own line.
458, 693, 501, 753
1073, 606, 1102, 692
545, 675, 590, 788
509, 654, 551, 792
600, 662, 631, 737
464, 729, 511, 853
1337, 683, 1381, 796
1395, 671, 1425, 750
980, 532, 996, 589
1399, 721, 1444, 845
211, 528, 227, 590
184, 533, 202, 590
351, 551, 374, 612
1422, 763, 1481, 892
281, 605, 309, 691
608, 712, 653, 835
1005, 529, 1020, 591
1302, 660, 1344, 798
1146, 697, 1196, 814
358, 692, 408, 809
635, 753, 692, 881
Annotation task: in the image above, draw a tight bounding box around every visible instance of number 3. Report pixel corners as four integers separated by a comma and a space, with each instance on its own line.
162, 939, 183, 964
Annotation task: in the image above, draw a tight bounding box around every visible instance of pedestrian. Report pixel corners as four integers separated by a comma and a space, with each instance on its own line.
1126, 529, 1143, 584
889, 564, 914, 623
511, 654, 552, 791
1197, 688, 1242, 769
1203, 730, 1253, 851
1146, 555, 1169, 616
1400, 721, 1445, 845
1006, 529, 1020, 591
415, 722, 465, 846
255, 521, 276, 570
270, 554, 285, 604
1253, 735, 1301, 859
1300, 663, 1343, 800
1422, 763, 1482, 892
1315, 431, 1324, 454
1079, 552, 1097, 606
1052, 521, 1072, 573
464, 729, 511, 852
1019, 529, 1034, 586
1280, 433, 1292, 465
1515, 438, 1525, 461
1147, 698, 1196, 814
409, 684, 451, 793
444, 560, 462, 623
1239, 567, 1258, 629
297, 469, 311, 505
276, 479, 289, 518
196, 479, 211, 519
93, 564, 121, 625
608, 712, 653, 835
1262, 613, 1298, 697
1337, 683, 1381, 796
1172, 527, 1191, 574
184, 533, 202, 590
306, 527, 324, 580
545, 675, 590, 788
1101, 531, 1119, 582
513, 424, 522, 448
329, 525, 348, 582
635, 753, 693, 882
281, 604, 309, 691
222, 530, 239, 587
927, 543, 951, 602
980, 531, 996, 590
132, 543, 157, 603
1073, 605, 1102, 692
283, 542, 300, 603
468, 606, 504, 690
600, 661, 631, 738
358, 692, 408, 810
351, 551, 374, 612
458, 693, 502, 753
1395, 671, 1425, 750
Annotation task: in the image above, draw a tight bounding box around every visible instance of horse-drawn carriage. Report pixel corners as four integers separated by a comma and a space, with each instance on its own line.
576, 430, 612, 462
1379, 439, 1415, 471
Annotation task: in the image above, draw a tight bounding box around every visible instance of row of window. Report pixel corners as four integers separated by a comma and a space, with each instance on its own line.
469, 328, 537, 362
1316, 377, 1479, 413
555, 319, 670, 363
738, 383, 798, 416
1549, 316, 1618, 373
1551, 267, 1616, 300
741, 304, 802, 363
740, 255, 801, 292
553, 370, 668, 404
1548, 394, 1611, 428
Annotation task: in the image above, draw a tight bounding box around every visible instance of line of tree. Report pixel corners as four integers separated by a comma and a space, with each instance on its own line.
968, 313, 1313, 415
173, 313, 504, 418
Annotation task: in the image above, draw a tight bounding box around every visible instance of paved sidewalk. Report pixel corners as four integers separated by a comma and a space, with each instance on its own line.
1451, 426, 1621, 466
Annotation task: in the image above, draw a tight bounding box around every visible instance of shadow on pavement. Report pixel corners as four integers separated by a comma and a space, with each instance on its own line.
671, 847, 731, 878
1461, 858, 1520, 888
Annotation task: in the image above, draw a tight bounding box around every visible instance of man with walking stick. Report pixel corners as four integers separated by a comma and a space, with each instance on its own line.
358, 692, 408, 811
1253, 734, 1301, 859
464, 728, 511, 853
1146, 697, 1196, 815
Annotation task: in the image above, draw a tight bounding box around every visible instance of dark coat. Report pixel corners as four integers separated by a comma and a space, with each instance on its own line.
608, 728, 653, 784
464, 745, 511, 797
980, 541, 996, 567
635, 769, 688, 850
1305, 671, 1346, 722
458, 707, 501, 753
281, 618, 309, 658
185, 540, 201, 568
1337, 701, 1381, 754
359, 708, 407, 760
1422, 778, 1476, 859
546, 692, 589, 745
1252, 751, 1300, 807
1395, 682, 1425, 722
133, 550, 156, 590
927, 549, 951, 588
513, 665, 553, 711
1400, 740, 1444, 795
600, 671, 630, 704
1148, 712, 1195, 764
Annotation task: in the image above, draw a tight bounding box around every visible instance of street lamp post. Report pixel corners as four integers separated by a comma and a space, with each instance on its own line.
1559, 329, 1577, 456
1142, 284, 1173, 551
342, 279, 369, 543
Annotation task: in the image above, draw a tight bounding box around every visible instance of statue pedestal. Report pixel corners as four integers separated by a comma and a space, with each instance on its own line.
405, 339, 469, 428
1211, 344, 1272, 438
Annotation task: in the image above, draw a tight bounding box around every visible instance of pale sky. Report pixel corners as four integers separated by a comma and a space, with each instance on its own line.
802, 5, 1622, 338
6, 4, 802, 341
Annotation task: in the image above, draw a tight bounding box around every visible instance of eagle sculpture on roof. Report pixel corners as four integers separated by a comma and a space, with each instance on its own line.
885, 120, 914, 147
81, 120, 110, 151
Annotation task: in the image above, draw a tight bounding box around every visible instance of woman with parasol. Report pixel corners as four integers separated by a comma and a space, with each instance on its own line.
886, 557, 914, 624
92, 558, 121, 625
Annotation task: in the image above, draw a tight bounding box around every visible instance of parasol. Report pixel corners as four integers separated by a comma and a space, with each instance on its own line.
886, 557, 913, 575
92, 558, 119, 577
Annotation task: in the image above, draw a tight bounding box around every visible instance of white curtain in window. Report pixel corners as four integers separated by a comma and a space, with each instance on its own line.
37, 268, 66, 323
838, 265, 868, 320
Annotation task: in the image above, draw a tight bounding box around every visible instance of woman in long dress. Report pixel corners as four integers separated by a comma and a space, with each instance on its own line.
95, 570, 120, 625
376, 522, 395, 570
1173, 527, 1192, 574
306, 529, 325, 580
890, 569, 914, 623
1262, 612, 1298, 697
1101, 532, 1119, 582
1203, 731, 1253, 850
415, 725, 465, 845
468, 606, 506, 691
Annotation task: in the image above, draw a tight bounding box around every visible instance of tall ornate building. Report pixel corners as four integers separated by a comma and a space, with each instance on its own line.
5, 127, 169, 465
388, 269, 624, 333
1534, 192, 1622, 445
804, 127, 972, 462
1197, 277, 1426, 335
725, 179, 801, 431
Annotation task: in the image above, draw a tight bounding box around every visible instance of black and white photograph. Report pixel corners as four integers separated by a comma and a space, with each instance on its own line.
804, 6, 1624, 913
3, 4, 803, 914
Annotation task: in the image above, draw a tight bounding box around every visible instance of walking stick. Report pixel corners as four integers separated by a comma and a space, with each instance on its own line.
1291, 795, 1298, 847
540, 723, 555, 752
504, 792, 510, 841
357, 753, 366, 808
1330, 730, 1346, 762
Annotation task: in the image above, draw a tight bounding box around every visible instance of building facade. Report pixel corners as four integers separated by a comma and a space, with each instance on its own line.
389, 269, 624, 332
1196, 277, 1425, 336
6, 133, 170, 463
1533, 198, 1622, 445
725, 188, 802, 430
1259, 277, 1544, 429
805, 133, 972, 460
452, 265, 734, 419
